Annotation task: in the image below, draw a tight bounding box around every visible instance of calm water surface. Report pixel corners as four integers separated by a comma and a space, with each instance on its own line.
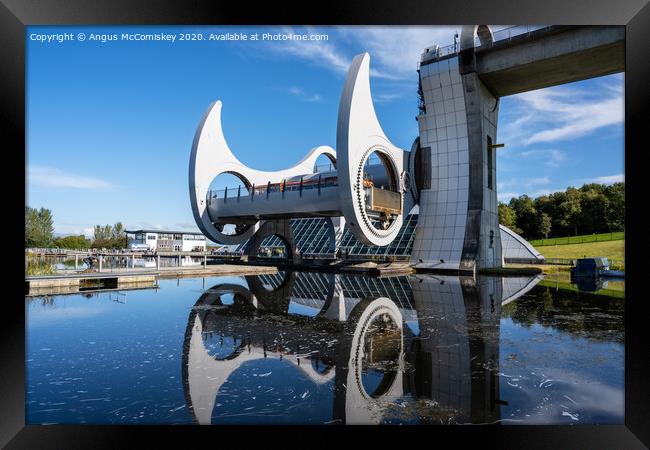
26, 272, 624, 425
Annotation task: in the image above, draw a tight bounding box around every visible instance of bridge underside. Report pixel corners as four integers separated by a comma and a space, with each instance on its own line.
474, 26, 624, 96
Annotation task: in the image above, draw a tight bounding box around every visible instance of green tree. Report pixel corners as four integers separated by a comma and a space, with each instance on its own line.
25, 206, 54, 247
92, 222, 126, 249
25, 207, 37, 247
558, 187, 582, 236
604, 182, 624, 231
578, 188, 609, 235
509, 195, 538, 239
53, 235, 91, 249
498, 203, 521, 233
111, 222, 126, 248
538, 212, 552, 239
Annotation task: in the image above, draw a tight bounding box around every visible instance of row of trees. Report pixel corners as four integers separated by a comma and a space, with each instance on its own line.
25, 206, 127, 249
91, 223, 127, 249
499, 182, 624, 240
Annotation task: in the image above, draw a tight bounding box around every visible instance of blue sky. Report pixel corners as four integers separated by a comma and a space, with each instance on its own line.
26, 26, 624, 237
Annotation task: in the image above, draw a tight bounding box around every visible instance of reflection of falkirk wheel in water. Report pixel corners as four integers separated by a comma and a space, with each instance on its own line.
189, 25, 544, 273
181, 271, 541, 424
182, 273, 406, 425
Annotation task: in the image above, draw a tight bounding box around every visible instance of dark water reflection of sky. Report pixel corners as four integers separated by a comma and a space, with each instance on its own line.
26, 272, 624, 425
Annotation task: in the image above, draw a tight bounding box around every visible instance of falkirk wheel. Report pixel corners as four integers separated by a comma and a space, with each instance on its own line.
190, 26, 512, 274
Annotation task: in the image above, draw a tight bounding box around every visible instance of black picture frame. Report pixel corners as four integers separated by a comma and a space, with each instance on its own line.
3, 0, 648, 447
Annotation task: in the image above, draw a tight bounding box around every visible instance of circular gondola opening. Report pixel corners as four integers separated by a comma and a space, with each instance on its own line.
360, 312, 401, 398
361, 150, 401, 231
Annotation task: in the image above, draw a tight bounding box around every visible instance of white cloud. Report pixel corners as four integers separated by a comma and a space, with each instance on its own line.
53, 224, 96, 238
586, 174, 624, 184
519, 149, 567, 167
498, 192, 520, 202
373, 91, 407, 103
498, 176, 551, 191
503, 80, 624, 146
528, 176, 550, 186
264, 26, 351, 76
498, 187, 559, 202
28, 165, 115, 191
262, 26, 458, 82
287, 86, 322, 102
338, 26, 458, 80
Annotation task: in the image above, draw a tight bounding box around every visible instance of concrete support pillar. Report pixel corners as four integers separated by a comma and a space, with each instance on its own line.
328, 216, 346, 258
246, 219, 301, 264
75, 254, 78, 270
99, 255, 103, 272
411, 28, 502, 273
132, 254, 135, 269
156, 255, 160, 269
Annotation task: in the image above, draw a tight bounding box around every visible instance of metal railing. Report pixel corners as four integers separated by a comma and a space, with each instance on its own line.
313, 163, 336, 173
419, 25, 551, 66
208, 179, 339, 201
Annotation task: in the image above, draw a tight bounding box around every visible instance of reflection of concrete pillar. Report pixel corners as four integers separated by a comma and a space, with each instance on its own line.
320, 278, 346, 321
410, 276, 472, 420
329, 217, 346, 256
461, 276, 502, 424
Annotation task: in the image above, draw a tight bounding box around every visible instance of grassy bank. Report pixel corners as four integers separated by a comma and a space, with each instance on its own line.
538, 278, 625, 298
506, 263, 570, 276
537, 239, 624, 269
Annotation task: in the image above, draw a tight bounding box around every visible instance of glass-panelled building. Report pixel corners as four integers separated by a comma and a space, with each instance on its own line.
126, 229, 207, 252
235, 214, 418, 259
